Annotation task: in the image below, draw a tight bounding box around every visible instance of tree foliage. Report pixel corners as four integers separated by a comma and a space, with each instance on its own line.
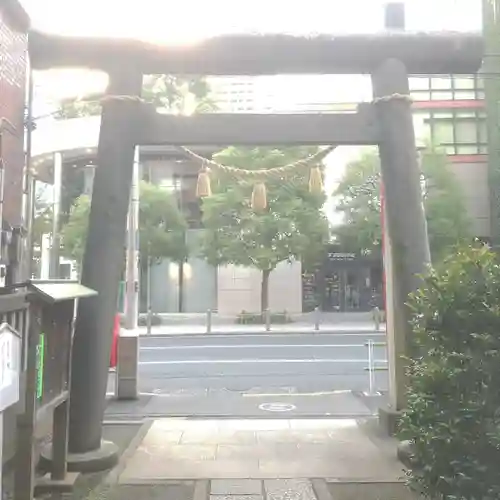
400, 245, 500, 500
61, 182, 187, 266
199, 146, 330, 311
332, 146, 470, 261
56, 75, 216, 119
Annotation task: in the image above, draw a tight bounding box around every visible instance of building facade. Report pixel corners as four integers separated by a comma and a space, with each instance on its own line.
31, 67, 489, 315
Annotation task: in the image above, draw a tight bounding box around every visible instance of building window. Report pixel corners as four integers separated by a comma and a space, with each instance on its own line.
433, 121, 454, 144
431, 77, 452, 89
455, 120, 478, 144
410, 74, 483, 102
422, 108, 487, 156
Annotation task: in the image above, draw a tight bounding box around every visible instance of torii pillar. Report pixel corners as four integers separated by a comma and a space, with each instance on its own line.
62, 69, 142, 471
372, 58, 431, 433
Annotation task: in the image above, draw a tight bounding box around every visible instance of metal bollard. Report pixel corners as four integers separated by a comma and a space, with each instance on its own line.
206, 308, 212, 334
367, 339, 375, 395
372, 306, 381, 331
146, 307, 153, 335
314, 306, 320, 331
264, 309, 271, 332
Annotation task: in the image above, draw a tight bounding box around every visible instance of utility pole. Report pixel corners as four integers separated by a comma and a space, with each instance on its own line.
124, 146, 140, 329
146, 164, 153, 334
483, 0, 500, 246
49, 152, 62, 278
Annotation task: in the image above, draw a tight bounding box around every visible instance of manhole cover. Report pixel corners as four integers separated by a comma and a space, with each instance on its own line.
259, 402, 296, 412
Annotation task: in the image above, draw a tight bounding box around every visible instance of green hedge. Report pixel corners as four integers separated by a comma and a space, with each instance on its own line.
399, 246, 500, 500
236, 311, 293, 324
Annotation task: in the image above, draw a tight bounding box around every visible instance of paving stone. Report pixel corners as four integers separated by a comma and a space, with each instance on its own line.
211, 479, 263, 495
264, 479, 317, 500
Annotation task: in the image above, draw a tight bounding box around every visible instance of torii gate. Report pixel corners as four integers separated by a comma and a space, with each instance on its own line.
29, 26, 483, 470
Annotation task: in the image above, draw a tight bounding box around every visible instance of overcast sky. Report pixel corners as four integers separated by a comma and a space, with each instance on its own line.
25, 0, 482, 101
22, 0, 481, 39
24, 0, 483, 222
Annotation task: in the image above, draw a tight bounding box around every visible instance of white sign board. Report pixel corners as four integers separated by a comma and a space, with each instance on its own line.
0, 323, 21, 411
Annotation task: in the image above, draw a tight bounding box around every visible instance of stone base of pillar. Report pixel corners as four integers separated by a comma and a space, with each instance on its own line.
40, 440, 119, 473
378, 404, 403, 436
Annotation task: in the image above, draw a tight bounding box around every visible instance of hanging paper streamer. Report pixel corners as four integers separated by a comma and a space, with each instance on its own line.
308, 166, 324, 194
196, 168, 212, 197
251, 182, 267, 211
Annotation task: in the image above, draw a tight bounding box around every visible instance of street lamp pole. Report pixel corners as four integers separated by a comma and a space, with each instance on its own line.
124, 147, 140, 329
49, 152, 62, 278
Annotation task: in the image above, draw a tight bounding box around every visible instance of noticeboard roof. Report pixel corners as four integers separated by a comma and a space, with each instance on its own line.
28, 280, 97, 304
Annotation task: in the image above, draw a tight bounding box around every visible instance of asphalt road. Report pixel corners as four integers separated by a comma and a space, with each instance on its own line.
107, 331, 389, 418
139, 331, 387, 393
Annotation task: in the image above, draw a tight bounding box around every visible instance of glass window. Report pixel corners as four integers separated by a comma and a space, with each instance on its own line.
433, 111, 454, 119
409, 77, 430, 91
412, 91, 431, 101
478, 120, 488, 144
433, 121, 454, 143
456, 144, 480, 155
455, 110, 477, 118
431, 77, 452, 89
431, 90, 453, 100
454, 90, 477, 100
455, 120, 478, 143
443, 144, 457, 155
453, 77, 475, 90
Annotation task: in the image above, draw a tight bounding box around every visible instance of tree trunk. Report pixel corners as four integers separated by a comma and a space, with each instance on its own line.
261, 269, 271, 314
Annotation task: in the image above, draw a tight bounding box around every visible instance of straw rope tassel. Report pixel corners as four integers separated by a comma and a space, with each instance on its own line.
251, 182, 267, 211
308, 166, 324, 194
196, 167, 212, 197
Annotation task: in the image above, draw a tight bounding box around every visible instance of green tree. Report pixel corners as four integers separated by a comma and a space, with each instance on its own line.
32, 188, 53, 250
332, 146, 470, 261
56, 76, 216, 119
61, 182, 187, 266
199, 146, 330, 312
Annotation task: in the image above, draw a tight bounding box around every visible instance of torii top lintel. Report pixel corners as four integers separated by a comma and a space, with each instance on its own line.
29, 29, 483, 75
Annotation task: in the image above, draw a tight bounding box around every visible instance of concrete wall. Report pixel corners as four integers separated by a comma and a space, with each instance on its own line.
217, 261, 302, 315
146, 256, 217, 313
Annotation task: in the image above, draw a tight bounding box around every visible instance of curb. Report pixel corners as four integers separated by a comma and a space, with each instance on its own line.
103, 419, 154, 486
139, 329, 387, 339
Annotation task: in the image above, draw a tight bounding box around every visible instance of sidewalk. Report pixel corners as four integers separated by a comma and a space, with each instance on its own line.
80, 417, 417, 500
127, 322, 386, 336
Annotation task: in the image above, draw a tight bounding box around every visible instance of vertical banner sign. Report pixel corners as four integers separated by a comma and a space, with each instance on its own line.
36, 333, 44, 399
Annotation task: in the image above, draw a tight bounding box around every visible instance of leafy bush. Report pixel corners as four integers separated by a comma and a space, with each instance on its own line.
399, 246, 500, 500
236, 310, 293, 324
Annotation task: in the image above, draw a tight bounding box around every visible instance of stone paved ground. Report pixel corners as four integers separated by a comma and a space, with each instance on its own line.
117, 418, 404, 480
54, 418, 419, 500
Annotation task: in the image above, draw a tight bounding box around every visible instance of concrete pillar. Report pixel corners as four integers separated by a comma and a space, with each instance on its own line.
67, 69, 142, 471
115, 331, 139, 400
371, 59, 431, 426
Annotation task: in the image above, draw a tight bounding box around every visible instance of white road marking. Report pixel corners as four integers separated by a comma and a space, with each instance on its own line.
139, 359, 388, 365
140, 343, 386, 350
243, 390, 352, 397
